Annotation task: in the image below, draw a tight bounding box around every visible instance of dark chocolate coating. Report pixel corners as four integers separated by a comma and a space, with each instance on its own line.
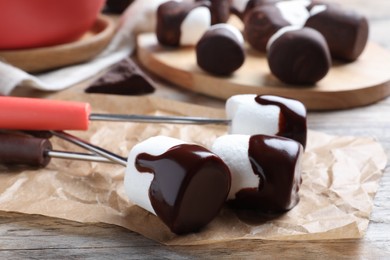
210, 0, 231, 24
196, 26, 245, 76
230, 135, 302, 212
267, 27, 331, 85
156, 1, 210, 47
305, 5, 369, 61
135, 144, 231, 234
85, 58, 155, 96
255, 95, 307, 148
244, 5, 291, 52
0, 133, 52, 167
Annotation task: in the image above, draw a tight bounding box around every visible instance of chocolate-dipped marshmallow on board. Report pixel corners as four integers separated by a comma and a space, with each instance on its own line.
196, 23, 245, 75
244, 5, 290, 52
267, 26, 331, 85
156, 0, 211, 47
305, 3, 369, 61
244, 1, 310, 52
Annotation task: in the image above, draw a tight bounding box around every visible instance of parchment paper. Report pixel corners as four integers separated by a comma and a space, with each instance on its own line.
0, 93, 387, 245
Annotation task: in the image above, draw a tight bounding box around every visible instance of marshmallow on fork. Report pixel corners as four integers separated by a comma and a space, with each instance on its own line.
52, 132, 231, 234
226, 94, 307, 148
212, 134, 303, 212
0, 95, 307, 148
124, 136, 231, 234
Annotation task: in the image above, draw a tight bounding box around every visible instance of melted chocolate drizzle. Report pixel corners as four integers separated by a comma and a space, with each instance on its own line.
255, 95, 307, 148
231, 135, 302, 212
135, 144, 230, 234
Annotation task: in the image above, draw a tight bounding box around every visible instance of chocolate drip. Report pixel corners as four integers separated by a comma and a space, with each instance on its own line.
232, 135, 302, 212
255, 95, 307, 148
135, 144, 231, 234
156, 1, 210, 47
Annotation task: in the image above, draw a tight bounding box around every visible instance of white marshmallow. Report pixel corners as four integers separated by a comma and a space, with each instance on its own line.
226, 94, 280, 136
276, 0, 310, 27
180, 6, 211, 46
124, 136, 186, 215
208, 23, 244, 44
211, 135, 259, 199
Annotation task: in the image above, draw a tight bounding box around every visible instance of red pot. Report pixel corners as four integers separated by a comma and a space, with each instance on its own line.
0, 0, 106, 50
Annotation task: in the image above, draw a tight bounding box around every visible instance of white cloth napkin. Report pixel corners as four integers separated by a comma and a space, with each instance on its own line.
0, 0, 166, 95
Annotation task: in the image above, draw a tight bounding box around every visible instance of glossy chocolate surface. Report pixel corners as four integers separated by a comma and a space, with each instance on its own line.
85, 58, 155, 96
135, 144, 231, 234
244, 5, 290, 52
230, 135, 302, 212
156, 1, 210, 47
196, 26, 245, 75
267, 27, 331, 85
255, 95, 307, 148
305, 5, 369, 61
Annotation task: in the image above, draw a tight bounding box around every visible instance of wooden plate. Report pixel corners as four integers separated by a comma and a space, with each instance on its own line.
0, 15, 116, 73
137, 33, 390, 110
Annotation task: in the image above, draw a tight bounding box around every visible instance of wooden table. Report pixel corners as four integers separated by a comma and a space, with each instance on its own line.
1, 1, 390, 258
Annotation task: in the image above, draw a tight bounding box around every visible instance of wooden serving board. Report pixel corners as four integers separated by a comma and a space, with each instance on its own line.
0, 15, 116, 73
137, 33, 390, 110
